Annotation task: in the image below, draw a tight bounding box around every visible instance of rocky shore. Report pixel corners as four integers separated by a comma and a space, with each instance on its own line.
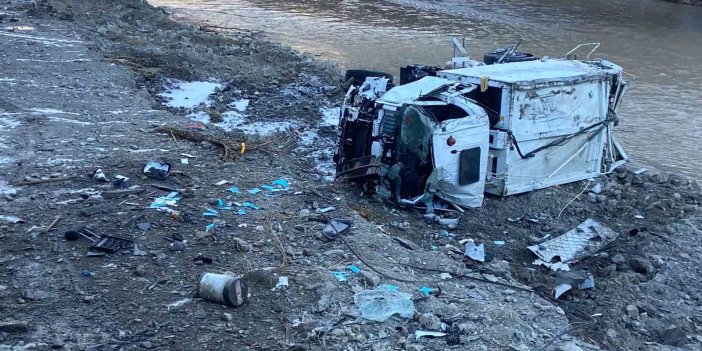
0, 1, 700, 350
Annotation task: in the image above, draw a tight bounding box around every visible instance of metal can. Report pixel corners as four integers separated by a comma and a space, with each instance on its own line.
197, 273, 249, 307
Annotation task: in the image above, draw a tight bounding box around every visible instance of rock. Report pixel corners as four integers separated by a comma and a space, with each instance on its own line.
170, 241, 186, 252
590, 183, 602, 194
418, 313, 442, 331
359, 270, 380, 287
298, 209, 310, 217
51, 338, 65, 349
611, 253, 626, 264
20, 289, 41, 301
596, 194, 607, 203
406, 345, 424, 351
233, 237, 252, 253
134, 264, 147, 277
141, 341, 154, 349
222, 313, 233, 322
0, 320, 28, 333
625, 304, 638, 319
628, 258, 653, 274
587, 193, 597, 203
660, 326, 687, 346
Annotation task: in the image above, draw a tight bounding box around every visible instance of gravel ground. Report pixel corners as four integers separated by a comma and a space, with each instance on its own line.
0, 1, 700, 350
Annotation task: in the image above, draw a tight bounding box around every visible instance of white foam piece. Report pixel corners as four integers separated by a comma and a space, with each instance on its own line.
159, 81, 222, 109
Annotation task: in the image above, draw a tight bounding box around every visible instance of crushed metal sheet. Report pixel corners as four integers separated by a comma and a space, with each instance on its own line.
554, 271, 595, 299
528, 218, 617, 268
464, 239, 485, 262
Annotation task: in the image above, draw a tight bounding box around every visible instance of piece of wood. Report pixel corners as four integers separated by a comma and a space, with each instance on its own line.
11, 175, 77, 186
100, 187, 145, 199
154, 126, 246, 159
43, 215, 62, 233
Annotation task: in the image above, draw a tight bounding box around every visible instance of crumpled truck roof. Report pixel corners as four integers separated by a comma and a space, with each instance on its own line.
440, 59, 622, 85
377, 76, 456, 105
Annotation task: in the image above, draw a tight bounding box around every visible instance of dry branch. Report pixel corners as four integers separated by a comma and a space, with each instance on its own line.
154, 126, 246, 159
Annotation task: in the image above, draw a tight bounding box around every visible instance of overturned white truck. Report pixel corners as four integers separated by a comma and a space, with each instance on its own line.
334, 45, 629, 208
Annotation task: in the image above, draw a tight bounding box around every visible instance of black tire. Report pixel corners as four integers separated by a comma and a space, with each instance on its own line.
344, 69, 394, 85
484, 49, 538, 65
64, 224, 85, 241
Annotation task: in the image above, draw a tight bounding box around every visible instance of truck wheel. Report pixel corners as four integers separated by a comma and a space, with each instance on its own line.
344, 69, 394, 85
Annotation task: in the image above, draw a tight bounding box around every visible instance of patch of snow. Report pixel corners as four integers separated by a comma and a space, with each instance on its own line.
217, 111, 298, 136
0, 117, 20, 149
230, 99, 250, 112
0, 117, 20, 130
298, 130, 318, 147
47, 116, 92, 125
0, 180, 17, 197
30, 108, 79, 115
187, 111, 210, 124
158, 81, 222, 109
320, 107, 340, 127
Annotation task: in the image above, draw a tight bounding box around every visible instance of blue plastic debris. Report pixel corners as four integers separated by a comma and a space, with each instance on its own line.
494, 240, 506, 246
241, 202, 260, 210
248, 188, 262, 195
216, 199, 233, 210
271, 178, 289, 189
82, 270, 93, 277
418, 287, 433, 296
261, 185, 275, 191
332, 271, 349, 282
237, 209, 247, 216
205, 223, 216, 233
348, 265, 361, 274
203, 208, 219, 217
229, 186, 241, 194
440, 230, 456, 238
149, 192, 180, 210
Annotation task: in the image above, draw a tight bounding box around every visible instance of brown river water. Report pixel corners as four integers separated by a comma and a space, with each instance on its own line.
150, 0, 702, 179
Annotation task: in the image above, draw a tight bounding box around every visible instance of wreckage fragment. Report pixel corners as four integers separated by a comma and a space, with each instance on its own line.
553, 271, 595, 299
528, 218, 617, 270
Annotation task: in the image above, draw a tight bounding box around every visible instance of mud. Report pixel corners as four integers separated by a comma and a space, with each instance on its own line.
0, 0, 701, 350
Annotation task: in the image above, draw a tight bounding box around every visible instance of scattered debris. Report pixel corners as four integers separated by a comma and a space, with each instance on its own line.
273, 276, 289, 290
464, 239, 485, 262
554, 271, 595, 299
64, 224, 134, 253
415, 331, 447, 339
331, 271, 349, 282
100, 187, 145, 199
353, 286, 415, 322
322, 218, 352, 240
92, 168, 108, 182
133, 244, 148, 256
528, 219, 618, 270
197, 273, 250, 307
193, 255, 213, 264
143, 161, 171, 180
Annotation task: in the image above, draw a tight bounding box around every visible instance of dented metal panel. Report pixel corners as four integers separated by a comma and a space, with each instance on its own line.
528, 218, 618, 266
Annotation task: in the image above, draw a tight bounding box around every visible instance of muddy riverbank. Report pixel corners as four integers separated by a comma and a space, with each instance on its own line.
1, 0, 701, 350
